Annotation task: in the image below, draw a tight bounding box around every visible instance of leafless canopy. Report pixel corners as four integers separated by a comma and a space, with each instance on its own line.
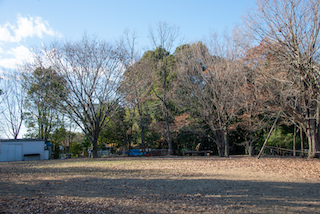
1, 73, 25, 139
175, 32, 245, 156
149, 21, 181, 53
28, 35, 124, 157
244, 0, 320, 157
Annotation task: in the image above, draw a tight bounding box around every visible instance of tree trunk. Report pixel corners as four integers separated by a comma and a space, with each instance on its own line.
165, 105, 172, 155
316, 103, 320, 157
216, 131, 225, 157
248, 138, 255, 157
91, 128, 99, 158
306, 117, 317, 158
92, 139, 98, 158
126, 135, 131, 157
217, 143, 224, 157
138, 109, 146, 155
223, 129, 229, 157
244, 142, 249, 155
211, 128, 224, 157
248, 144, 254, 156
141, 125, 145, 155
293, 125, 296, 157
300, 126, 304, 157
127, 118, 133, 157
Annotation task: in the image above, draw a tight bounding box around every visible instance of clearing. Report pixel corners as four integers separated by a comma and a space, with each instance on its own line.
0, 156, 319, 213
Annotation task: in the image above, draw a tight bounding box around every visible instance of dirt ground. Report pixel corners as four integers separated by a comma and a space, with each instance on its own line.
0, 156, 319, 213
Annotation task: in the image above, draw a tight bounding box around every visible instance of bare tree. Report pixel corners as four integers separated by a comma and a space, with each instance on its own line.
175, 33, 245, 157
0, 76, 8, 137
1, 73, 25, 139
235, 74, 277, 156
0, 76, 6, 114
27, 35, 124, 158
244, 0, 320, 157
148, 21, 181, 155
228, 41, 282, 156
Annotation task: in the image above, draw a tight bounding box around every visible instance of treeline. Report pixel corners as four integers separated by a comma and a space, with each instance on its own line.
0, 0, 319, 158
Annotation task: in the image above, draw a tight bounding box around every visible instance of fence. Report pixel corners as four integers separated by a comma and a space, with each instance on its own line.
265, 146, 305, 156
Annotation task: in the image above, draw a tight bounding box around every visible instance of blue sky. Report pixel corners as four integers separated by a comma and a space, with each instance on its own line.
0, 0, 256, 74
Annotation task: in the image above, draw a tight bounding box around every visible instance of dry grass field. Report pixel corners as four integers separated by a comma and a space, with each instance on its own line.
0, 156, 319, 213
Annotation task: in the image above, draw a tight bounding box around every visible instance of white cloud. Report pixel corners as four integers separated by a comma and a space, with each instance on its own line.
0, 23, 13, 42
0, 14, 62, 71
9, 46, 32, 62
0, 45, 33, 69
0, 14, 61, 42
0, 69, 6, 77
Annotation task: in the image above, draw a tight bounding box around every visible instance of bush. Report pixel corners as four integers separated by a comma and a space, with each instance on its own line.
69, 142, 82, 157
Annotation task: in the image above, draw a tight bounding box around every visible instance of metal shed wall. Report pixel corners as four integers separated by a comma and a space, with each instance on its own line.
0, 139, 46, 162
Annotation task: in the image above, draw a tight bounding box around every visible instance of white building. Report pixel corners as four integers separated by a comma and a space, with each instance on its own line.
0, 139, 50, 162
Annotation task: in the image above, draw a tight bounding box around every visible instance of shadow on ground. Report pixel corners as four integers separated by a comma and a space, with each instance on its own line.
0, 157, 319, 213
1, 174, 319, 213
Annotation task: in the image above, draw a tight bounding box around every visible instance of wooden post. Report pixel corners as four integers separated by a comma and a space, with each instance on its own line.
257, 111, 281, 159
300, 126, 304, 157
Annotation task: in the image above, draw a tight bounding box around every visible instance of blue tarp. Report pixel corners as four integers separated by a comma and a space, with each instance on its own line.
45, 142, 52, 146
130, 149, 143, 156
